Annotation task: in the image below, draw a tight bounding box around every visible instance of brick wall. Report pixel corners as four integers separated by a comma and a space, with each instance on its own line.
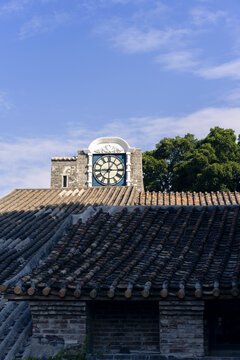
28, 299, 207, 358
89, 301, 159, 354
29, 301, 87, 358
159, 301, 205, 357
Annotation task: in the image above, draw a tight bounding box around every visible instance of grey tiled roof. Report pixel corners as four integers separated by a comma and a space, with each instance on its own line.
0, 298, 31, 360
1, 187, 236, 288
0, 187, 139, 287
5, 204, 240, 300
0, 187, 140, 360
137, 190, 240, 206
1, 187, 240, 359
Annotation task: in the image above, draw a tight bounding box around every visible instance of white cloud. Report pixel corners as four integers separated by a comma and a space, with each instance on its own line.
155, 52, 240, 81
190, 8, 227, 26
198, 59, 240, 80
0, 137, 83, 198
40, 0, 58, 3
104, 107, 240, 147
0, 0, 31, 15
114, 27, 169, 53
80, 0, 149, 9
19, 11, 70, 39
132, 1, 168, 22
101, 24, 189, 53
156, 50, 199, 72
1, 106, 240, 197
93, 2, 238, 82
106, 0, 131, 4
149, 107, 240, 139
225, 88, 240, 105
100, 107, 240, 148
78, 0, 133, 12
0, 165, 50, 198
0, 91, 13, 111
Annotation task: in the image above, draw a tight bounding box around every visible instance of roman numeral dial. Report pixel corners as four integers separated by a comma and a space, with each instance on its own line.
93, 155, 125, 186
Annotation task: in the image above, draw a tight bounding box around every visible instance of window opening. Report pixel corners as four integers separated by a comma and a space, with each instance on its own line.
62, 175, 68, 188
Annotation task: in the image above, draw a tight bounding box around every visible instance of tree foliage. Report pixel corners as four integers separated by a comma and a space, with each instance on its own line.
143, 127, 240, 192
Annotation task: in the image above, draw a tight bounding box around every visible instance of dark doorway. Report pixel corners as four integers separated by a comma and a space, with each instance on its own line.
88, 301, 159, 354
206, 300, 240, 356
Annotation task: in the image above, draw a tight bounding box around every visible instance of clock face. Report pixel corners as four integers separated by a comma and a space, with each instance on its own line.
93, 155, 125, 186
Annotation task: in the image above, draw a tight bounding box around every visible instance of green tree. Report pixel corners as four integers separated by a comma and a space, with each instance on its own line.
142, 151, 168, 191
143, 127, 240, 192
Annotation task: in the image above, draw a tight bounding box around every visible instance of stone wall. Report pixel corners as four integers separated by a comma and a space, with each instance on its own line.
27, 299, 212, 358
29, 301, 87, 358
51, 148, 144, 191
51, 160, 78, 189
96, 355, 232, 360
159, 301, 205, 357
77, 152, 88, 187
89, 301, 159, 354
131, 149, 144, 192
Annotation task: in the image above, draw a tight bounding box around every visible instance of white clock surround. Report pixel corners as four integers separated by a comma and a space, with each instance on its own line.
83, 137, 135, 188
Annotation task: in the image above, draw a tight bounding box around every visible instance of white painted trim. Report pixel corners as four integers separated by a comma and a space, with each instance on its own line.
88, 137, 135, 154
87, 152, 93, 187
126, 151, 131, 186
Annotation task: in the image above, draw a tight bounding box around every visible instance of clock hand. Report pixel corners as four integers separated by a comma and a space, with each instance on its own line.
109, 163, 117, 171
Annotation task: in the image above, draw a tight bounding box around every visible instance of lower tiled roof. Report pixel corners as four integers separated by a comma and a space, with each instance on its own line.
0, 298, 31, 360
6, 205, 240, 299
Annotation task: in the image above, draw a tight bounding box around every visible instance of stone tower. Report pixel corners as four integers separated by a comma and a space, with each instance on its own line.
51, 137, 144, 192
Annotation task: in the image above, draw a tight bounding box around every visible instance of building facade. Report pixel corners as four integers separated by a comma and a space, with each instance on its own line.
0, 137, 240, 359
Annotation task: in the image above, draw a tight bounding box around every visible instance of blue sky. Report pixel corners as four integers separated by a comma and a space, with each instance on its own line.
1, 0, 240, 196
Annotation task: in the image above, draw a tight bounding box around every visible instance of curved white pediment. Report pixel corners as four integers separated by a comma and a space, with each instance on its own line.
88, 137, 133, 154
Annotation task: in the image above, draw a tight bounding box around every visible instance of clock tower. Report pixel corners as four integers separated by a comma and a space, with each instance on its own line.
51, 137, 144, 191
